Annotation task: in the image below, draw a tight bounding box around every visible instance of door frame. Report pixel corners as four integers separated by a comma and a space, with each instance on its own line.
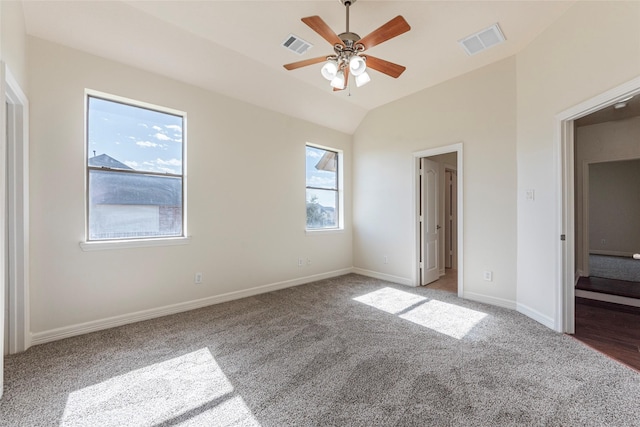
444, 166, 458, 271
1, 62, 30, 357
412, 143, 463, 297
557, 76, 640, 333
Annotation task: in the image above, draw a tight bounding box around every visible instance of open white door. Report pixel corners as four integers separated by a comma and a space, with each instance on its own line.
420, 158, 439, 285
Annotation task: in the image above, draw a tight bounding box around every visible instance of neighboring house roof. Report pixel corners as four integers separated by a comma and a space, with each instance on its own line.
315, 151, 337, 172
89, 153, 133, 170
90, 155, 181, 206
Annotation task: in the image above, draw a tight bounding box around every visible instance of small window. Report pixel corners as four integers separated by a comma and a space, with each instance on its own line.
306, 145, 340, 229
86, 94, 185, 241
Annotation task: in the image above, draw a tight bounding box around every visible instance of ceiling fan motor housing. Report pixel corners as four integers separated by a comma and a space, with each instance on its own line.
338, 32, 362, 46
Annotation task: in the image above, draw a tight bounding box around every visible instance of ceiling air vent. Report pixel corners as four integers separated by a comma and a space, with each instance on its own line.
282, 34, 313, 55
459, 23, 506, 56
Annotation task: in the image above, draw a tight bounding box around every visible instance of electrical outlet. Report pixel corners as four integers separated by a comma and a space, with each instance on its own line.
483, 271, 493, 281
383, 255, 388, 264
307, 258, 312, 266
195, 272, 203, 284
298, 258, 304, 267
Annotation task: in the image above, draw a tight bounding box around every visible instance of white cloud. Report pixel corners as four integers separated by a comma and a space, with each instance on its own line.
306, 150, 322, 159
124, 161, 139, 169
139, 123, 149, 128
154, 132, 171, 141
136, 140, 158, 148
128, 136, 136, 140
157, 158, 182, 167
152, 125, 163, 131
165, 124, 182, 132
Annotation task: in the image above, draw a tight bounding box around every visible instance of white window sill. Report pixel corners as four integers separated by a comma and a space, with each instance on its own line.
80, 236, 191, 251
305, 228, 345, 235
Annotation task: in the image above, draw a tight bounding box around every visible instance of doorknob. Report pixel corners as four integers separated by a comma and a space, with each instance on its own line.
436, 225, 441, 230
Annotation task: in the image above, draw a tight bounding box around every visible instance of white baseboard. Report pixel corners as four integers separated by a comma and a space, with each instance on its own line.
575, 289, 640, 308
463, 292, 516, 310
351, 268, 413, 287
516, 303, 556, 330
30, 268, 354, 346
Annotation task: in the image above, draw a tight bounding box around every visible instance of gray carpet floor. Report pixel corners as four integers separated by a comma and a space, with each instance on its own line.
590, 254, 640, 282
1, 274, 639, 426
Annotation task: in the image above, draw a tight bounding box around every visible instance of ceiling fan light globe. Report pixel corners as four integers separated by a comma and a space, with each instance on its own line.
355, 71, 371, 87
330, 71, 345, 89
349, 56, 367, 76
321, 61, 339, 80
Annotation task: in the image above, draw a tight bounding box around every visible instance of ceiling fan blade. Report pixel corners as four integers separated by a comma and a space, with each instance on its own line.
364, 55, 406, 78
302, 16, 344, 47
357, 16, 411, 50
283, 56, 328, 71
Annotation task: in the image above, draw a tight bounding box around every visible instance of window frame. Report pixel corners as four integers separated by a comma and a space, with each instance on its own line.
83, 90, 188, 247
305, 143, 344, 232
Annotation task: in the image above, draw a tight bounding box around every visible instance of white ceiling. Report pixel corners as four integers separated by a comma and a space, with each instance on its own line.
21, 0, 575, 134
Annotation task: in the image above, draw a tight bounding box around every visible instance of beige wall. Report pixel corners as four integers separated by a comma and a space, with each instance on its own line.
589, 159, 640, 255
575, 118, 640, 269
516, 1, 640, 327
28, 37, 352, 335
1, 0, 28, 90
353, 57, 518, 308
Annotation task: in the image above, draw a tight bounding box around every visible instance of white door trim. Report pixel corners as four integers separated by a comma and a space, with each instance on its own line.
556, 75, 640, 333
412, 143, 463, 297
2, 63, 30, 355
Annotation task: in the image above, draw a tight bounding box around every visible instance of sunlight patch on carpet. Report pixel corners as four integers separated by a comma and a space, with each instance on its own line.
400, 299, 487, 339
60, 348, 260, 427
353, 287, 427, 314
353, 287, 487, 339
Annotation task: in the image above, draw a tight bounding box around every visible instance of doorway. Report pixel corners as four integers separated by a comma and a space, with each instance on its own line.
558, 76, 640, 334
414, 144, 463, 296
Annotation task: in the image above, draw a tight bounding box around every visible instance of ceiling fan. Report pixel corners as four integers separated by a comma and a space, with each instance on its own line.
283, 0, 410, 91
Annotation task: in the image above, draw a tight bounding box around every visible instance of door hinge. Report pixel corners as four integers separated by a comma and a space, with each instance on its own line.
419, 215, 423, 223
560, 234, 566, 241
419, 262, 424, 269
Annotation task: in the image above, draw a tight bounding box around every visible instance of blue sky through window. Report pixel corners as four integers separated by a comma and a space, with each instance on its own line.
305, 146, 337, 208
88, 97, 183, 174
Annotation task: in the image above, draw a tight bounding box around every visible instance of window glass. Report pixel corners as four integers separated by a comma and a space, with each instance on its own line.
306, 145, 339, 229
87, 95, 184, 241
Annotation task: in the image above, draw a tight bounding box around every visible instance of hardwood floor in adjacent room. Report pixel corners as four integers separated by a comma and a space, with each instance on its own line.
572, 297, 640, 372
426, 268, 457, 293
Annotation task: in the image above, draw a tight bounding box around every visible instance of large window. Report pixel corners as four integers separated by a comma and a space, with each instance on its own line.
306, 145, 340, 229
86, 94, 185, 241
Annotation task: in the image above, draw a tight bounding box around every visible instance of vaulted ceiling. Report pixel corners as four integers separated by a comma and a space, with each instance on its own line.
21, 1, 575, 133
